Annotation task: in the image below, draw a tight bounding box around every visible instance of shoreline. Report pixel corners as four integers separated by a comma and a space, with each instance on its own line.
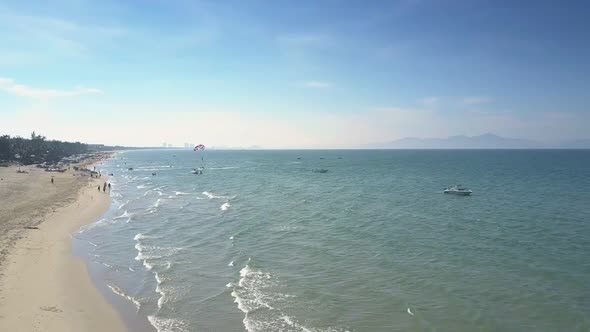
0, 160, 127, 331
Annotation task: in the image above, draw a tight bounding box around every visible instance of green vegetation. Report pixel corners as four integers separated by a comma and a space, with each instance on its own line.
0, 132, 88, 165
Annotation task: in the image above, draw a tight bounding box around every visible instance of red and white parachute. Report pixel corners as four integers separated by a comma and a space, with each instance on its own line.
193, 144, 205, 151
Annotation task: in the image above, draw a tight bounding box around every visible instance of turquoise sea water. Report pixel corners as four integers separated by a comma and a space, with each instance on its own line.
74, 150, 590, 332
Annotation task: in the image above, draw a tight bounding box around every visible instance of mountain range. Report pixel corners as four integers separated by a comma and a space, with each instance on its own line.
366, 134, 590, 149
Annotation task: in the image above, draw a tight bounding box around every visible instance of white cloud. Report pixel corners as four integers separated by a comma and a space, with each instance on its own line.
419, 97, 439, 107
418, 96, 494, 108
462, 96, 493, 105
0, 77, 102, 99
303, 81, 332, 89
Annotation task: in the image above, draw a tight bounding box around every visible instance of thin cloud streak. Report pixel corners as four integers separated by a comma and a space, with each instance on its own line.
0, 77, 102, 99
303, 81, 331, 88
419, 97, 439, 107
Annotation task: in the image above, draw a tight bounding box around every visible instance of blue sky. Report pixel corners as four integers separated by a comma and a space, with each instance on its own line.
1, 0, 589, 147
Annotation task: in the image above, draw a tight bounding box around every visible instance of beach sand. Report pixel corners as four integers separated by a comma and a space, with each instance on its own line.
0, 164, 126, 332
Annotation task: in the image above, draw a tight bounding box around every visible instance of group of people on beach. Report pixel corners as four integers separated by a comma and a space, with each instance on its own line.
98, 182, 111, 193
90, 166, 101, 178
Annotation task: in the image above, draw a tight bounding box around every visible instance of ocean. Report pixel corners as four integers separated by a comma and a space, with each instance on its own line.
73, 149, 590, 332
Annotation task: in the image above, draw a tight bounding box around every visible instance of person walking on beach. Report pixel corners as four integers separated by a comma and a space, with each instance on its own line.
108, 183, 111, 192
103, 182, 107, 192
51, 176, 54, 184
97, 185, 101, 192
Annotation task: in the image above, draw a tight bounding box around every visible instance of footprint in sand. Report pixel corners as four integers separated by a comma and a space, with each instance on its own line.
40, 306, 62, 313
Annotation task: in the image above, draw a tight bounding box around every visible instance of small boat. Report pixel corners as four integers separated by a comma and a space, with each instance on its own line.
312, 169, 328, 173
127, 167, 133, 171
443, 185, 472, 196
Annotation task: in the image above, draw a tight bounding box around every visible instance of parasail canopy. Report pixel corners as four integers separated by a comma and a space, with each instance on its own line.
194, 144, 205, 151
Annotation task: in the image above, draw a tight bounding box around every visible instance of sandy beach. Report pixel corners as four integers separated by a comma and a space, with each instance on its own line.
0, 162, 126, 332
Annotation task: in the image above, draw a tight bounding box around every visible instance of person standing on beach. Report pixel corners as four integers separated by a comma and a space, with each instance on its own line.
108, 183, 111, 192
51, 176, 54, 184
98, 185, 101, 192
103, 182, 107, 192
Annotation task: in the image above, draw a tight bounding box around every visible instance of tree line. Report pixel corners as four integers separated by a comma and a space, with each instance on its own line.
0, 132, 88, 165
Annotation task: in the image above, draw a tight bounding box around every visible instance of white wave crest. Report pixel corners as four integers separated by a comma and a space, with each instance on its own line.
202, 191, 227, 199
134, 233, 161, 241
230, 261, 316, 332
113, 210, 132, 220
220, 202, 231, 211
78, 218, 113, 233
147, 316, 188, 332
108, 284, 141, 311
118, 200, 130, 210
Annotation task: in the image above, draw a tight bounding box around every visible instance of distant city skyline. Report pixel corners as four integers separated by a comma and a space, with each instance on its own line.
1, 1, 589, 148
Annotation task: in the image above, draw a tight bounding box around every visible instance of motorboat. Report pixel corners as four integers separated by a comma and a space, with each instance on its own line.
312, 169, 328, 173
443, 185, 472, 195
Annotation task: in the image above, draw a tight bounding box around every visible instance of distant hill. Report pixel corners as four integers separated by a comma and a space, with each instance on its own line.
367, 134, 544, 149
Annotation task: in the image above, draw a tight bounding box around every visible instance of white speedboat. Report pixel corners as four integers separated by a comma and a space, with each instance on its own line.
443, 185, 472, 195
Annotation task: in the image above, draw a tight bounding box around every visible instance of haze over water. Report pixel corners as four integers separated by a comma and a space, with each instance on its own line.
75, 149, 590, 332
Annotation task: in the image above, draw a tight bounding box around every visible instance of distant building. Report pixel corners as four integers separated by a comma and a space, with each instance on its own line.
167, 144, 173, 148
162, 142, 167, 148
87, 144, 105, 151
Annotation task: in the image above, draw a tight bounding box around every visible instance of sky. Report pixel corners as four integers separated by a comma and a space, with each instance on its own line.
1, 0, 589, 148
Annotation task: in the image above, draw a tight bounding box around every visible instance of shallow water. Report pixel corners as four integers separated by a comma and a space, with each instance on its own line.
74, 149, 590, 332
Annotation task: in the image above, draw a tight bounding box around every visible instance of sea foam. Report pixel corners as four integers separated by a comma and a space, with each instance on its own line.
108, 284, 141, 311
147, 316, 188, 332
